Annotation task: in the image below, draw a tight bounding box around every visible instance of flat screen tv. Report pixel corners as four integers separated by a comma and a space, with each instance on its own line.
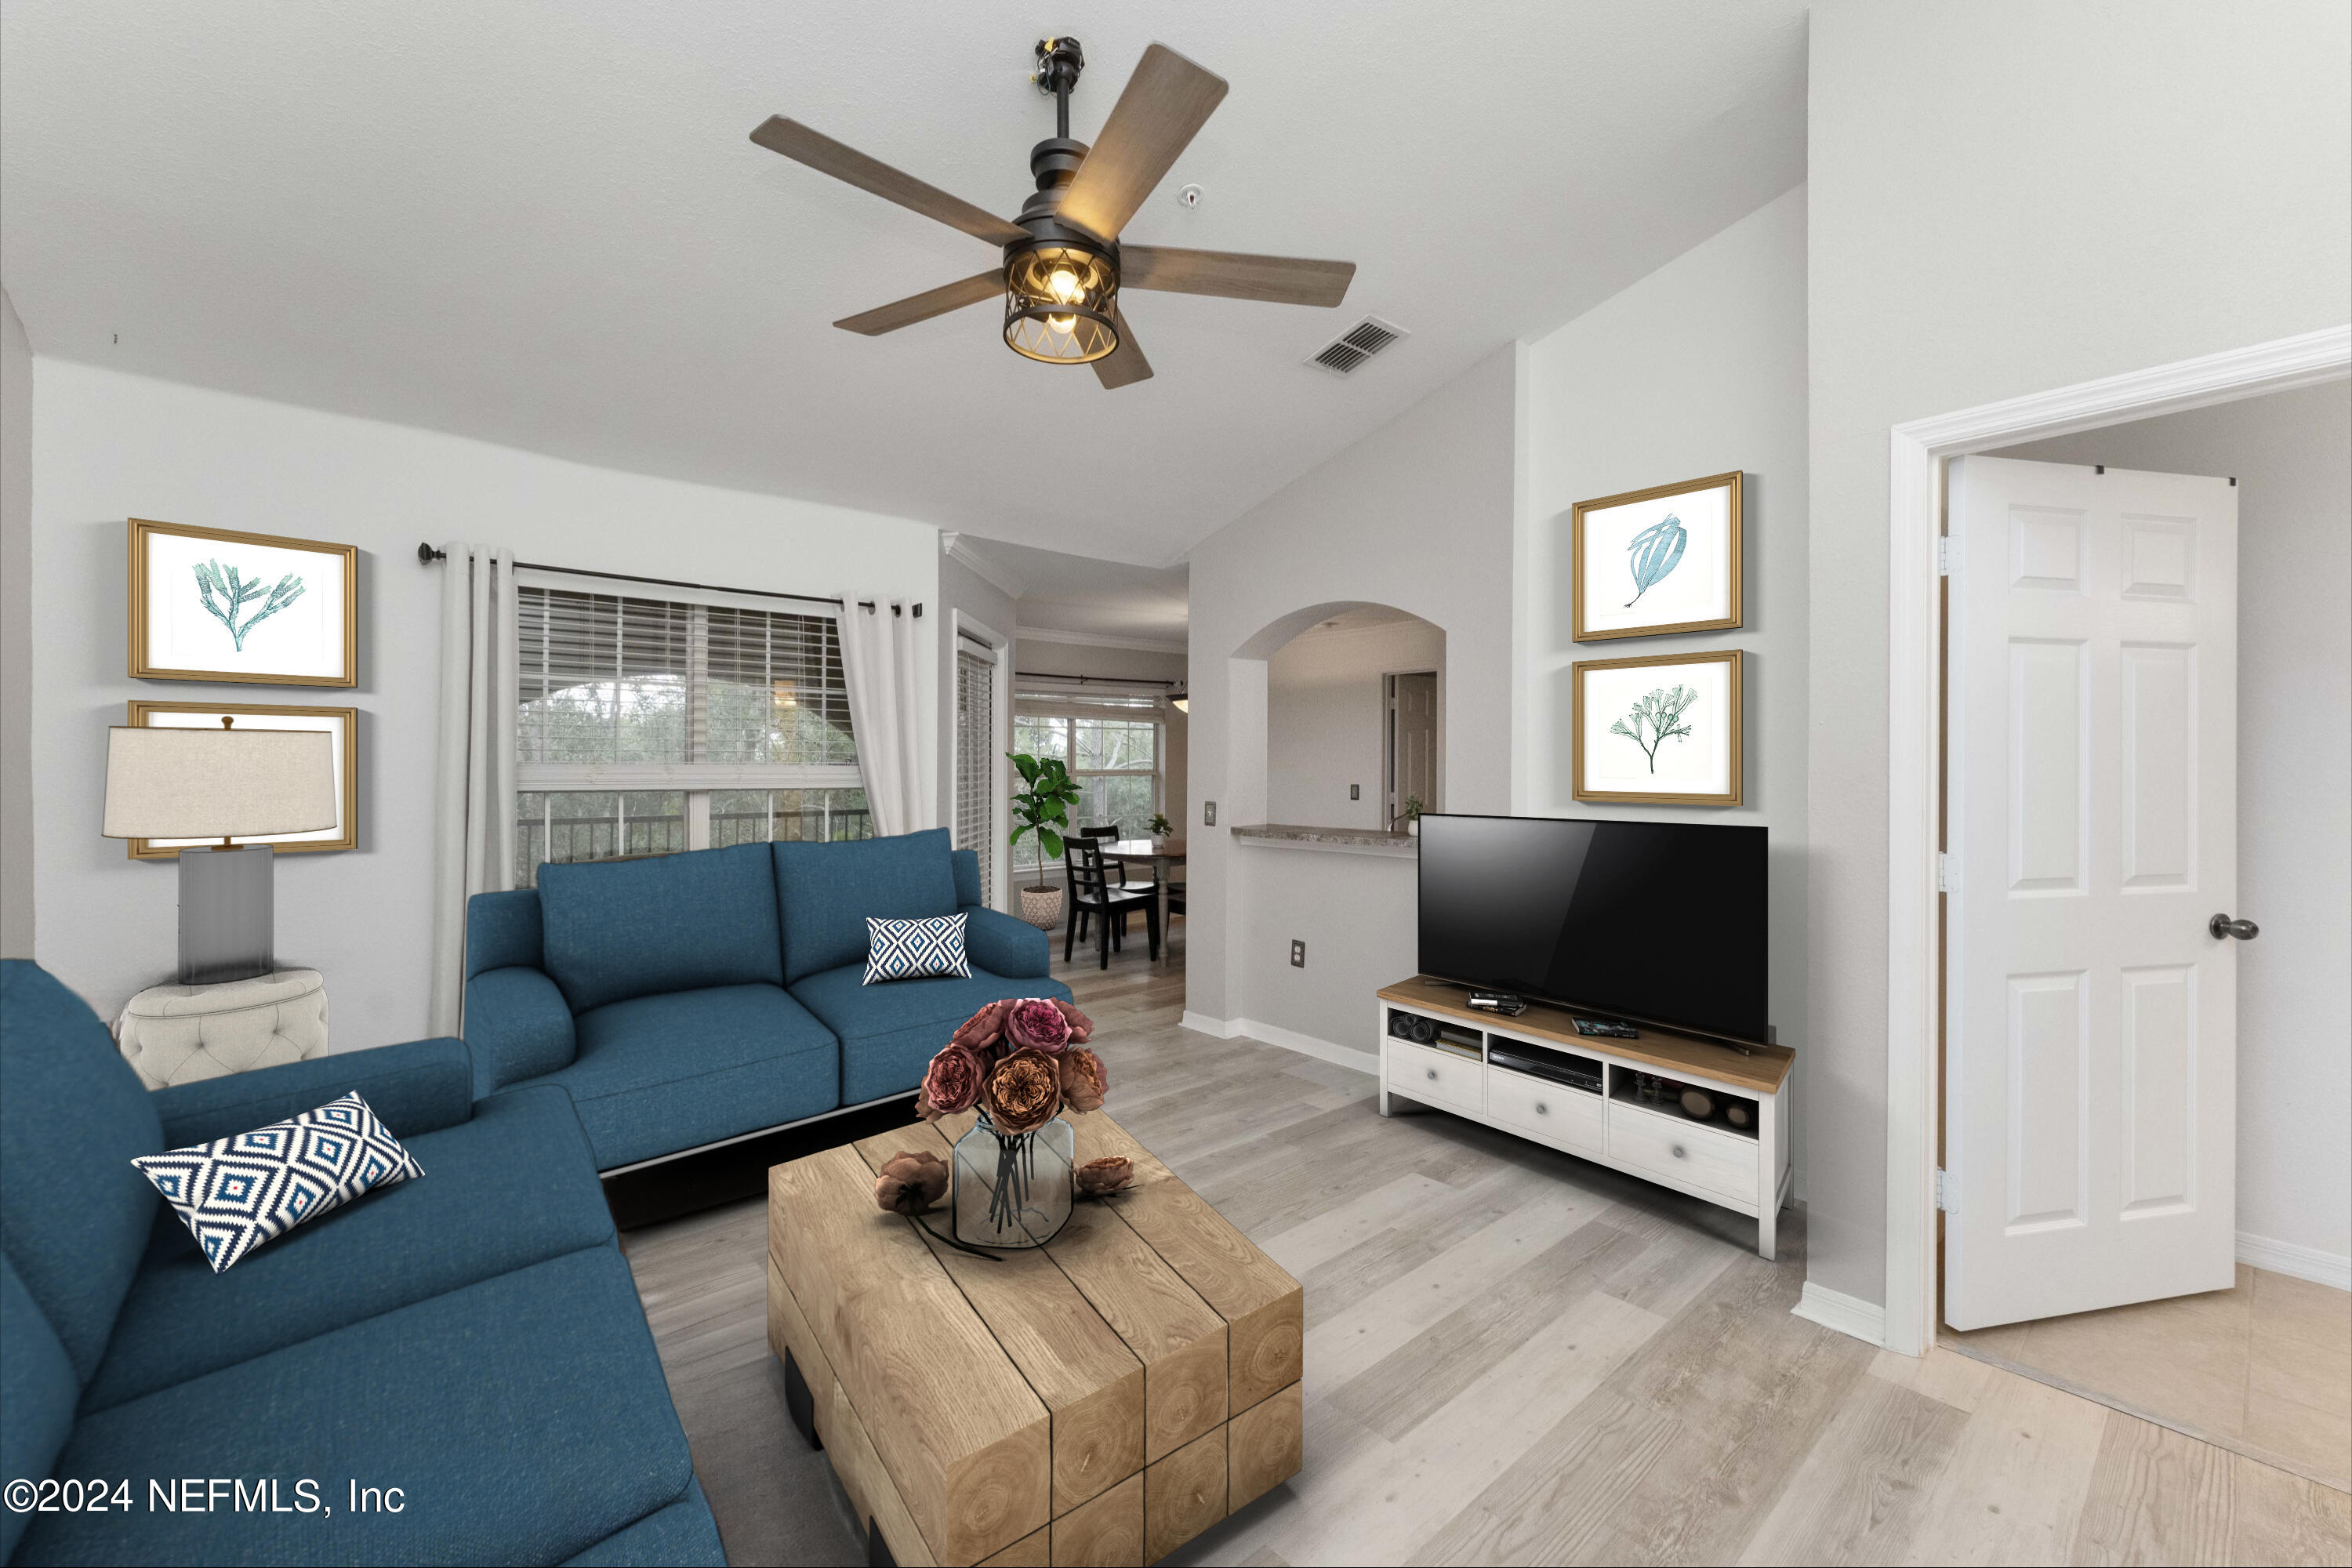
1417, 814, 1768, 1048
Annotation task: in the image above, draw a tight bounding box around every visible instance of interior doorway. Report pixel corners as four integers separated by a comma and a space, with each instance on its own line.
1932, 380, 2350, 1491
1386, 670, 1438, 828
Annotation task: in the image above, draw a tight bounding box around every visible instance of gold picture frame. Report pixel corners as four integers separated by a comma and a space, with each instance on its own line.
123, 701, 359, 857
129, 518, 358, 686
1570, 470, 1743, 641
1572, 648, 1744, 805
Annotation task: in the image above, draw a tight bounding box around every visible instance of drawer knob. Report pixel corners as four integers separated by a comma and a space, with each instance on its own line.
1426, 1068, 1438, 1081
1671, 1144, 1687, 1160
1534, 1102, 1548, 1116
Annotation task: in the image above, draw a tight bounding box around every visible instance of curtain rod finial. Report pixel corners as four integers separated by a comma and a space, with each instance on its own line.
417, 543, 446, 564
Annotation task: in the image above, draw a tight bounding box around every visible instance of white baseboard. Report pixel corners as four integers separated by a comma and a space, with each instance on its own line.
2238, 1231, 2352, 1292
1791, 1281, 1887, 1348
1178, 1011, 1378, 1076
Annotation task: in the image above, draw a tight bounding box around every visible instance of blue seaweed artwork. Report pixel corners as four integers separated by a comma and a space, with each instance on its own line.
1610, 684, 1698, 774
194, 560, 306, 652
1624, 514, 1687, 607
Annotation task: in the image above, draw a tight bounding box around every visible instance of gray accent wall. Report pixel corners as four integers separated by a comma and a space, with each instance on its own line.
1, 289, 31, 959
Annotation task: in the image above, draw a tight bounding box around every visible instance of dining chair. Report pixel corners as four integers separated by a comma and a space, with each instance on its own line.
1063, 838, 1161, 968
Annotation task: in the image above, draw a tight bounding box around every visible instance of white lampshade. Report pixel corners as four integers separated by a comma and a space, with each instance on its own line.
102, 726, 337, 840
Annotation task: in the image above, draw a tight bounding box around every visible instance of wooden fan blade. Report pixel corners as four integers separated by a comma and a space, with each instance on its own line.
1093, 307, 1153, 389
1121, 245, 1356, 307
834, 270, 1004, 336
750, 117, 1025, 246
1057, 44, 1229, 242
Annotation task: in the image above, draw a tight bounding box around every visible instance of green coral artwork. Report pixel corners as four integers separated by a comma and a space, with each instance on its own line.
1610, 684, 1698, 773
194, 560, 306, 652
1624, 514, 1687, 606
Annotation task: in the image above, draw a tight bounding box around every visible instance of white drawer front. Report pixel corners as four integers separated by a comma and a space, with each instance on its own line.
1484, 1066, 1606, 1156
1607, 1103, 1759, 1207
1386, 1040, 1483, 1116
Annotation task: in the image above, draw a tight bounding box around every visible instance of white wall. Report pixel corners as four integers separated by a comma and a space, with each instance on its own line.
1187, 345, 1518, 1045
29, 361, 938, 1047
1996, 382, 2351, 1269
938, 552, 1016, 909
1519, 183, 1809, 1193
1, 290, 31, 959
1803, 0, 2352, 1305
1265, 618, 1444, 829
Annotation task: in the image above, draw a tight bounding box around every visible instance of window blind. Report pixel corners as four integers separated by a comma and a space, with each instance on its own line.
955, 646, 996, 899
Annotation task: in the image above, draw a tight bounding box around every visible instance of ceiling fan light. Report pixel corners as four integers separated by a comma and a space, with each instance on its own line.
1004, 241, 1118, 365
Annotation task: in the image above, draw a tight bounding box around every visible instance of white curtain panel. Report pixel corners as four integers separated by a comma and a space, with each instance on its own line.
427, 543, 517, 1035
839, 597, 931, 837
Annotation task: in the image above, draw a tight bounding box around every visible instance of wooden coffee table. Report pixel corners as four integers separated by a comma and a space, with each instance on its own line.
767, 1110, 1303, 1567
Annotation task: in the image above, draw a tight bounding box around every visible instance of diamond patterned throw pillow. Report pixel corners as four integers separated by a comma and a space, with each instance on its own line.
863, 913, 971, 985
132, 1092, 424, 1273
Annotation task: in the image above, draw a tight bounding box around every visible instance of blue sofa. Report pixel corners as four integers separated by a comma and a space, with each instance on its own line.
463, 829, 1069, 1171
0, 960, 723, 1566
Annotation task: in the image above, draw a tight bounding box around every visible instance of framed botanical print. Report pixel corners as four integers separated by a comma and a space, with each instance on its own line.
1573, 649, 1742, 805
1571, 470, 1742, 641
123, 701, 358, 856
129, 518, 357, 686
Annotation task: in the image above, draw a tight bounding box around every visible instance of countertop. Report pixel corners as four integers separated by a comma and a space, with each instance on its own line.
1229, 822, 1420, 855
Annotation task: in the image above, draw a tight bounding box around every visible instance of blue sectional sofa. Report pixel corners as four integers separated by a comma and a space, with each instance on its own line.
0, 960, 723, 1567
463, 829, 1069, 1170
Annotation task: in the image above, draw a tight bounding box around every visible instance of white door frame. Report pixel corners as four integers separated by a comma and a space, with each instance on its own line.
1880, 324, 2350, 1357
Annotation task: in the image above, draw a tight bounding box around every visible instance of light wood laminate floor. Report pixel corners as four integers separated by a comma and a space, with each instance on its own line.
623, 935, 2350, 1566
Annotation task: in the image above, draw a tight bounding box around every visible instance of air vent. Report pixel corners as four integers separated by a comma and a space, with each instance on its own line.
1305, 314, 1409, 376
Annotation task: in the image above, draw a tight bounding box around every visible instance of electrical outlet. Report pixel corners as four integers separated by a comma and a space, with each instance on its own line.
1203, 800, 1217, 826
1290, 939, 1305, 968
1350, 783, 1360, 800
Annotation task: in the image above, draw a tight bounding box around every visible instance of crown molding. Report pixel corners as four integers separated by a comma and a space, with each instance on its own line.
938, 532, 1025, 601
1014, 623, 1189, 655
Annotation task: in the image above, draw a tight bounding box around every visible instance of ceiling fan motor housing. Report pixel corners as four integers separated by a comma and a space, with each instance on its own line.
1003, 127, 1121, 365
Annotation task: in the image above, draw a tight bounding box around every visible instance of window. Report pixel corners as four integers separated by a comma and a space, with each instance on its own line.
954, 644, 998, 899
514, 584, 870, 886
1013, 693, 1162, 846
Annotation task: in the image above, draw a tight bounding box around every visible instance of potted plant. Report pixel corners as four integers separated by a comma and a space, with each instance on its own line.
1402, 794, 1425, 836
1148, 812, 1172, 839
1007, 751, 1081, 929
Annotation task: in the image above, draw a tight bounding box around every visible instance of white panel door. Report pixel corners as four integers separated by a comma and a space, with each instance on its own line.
1946, 456, 2239, 1330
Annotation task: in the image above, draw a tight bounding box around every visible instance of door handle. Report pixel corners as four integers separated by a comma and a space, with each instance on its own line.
2209, 913, 2259, 941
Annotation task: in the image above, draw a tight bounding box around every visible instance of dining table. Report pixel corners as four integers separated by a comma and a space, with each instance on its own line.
1104, 837, 1186, 960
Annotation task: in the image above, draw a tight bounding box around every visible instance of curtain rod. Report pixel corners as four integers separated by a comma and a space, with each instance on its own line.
416, 544, 920, 616
1015, 670, 1175, 687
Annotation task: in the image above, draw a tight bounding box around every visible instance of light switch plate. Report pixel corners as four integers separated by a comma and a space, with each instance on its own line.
1203, 800, 1217, 826
1350, 784, 1360, 800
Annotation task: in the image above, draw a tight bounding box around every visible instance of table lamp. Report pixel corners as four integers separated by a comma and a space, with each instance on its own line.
102, 719, 338, 984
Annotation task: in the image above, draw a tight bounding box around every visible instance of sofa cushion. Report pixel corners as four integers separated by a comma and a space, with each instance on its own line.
790, 963, 1073, 1105
773, 828, 959, 985
15, 1247, 699, 1567
0, 1257, 78, 1563
539, 842, 784, 1013
561, 1477, 725, 1566
544, 983, 839, 1168
0, 960, 163, 1385
83, 1086, 613, 1414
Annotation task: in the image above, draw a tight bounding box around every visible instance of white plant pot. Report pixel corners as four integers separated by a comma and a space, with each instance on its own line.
1406, 818, 1421, 837
1019, 887, 1065, 930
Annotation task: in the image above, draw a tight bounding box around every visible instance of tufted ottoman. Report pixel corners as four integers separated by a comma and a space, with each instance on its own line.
114, 968, 330, 1090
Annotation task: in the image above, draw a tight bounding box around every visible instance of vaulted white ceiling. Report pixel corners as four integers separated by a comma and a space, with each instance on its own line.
1, 2, 1806, 565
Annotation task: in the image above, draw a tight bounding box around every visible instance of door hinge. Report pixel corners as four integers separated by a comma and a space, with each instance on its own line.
1936, 1168, 1958, 1214
1936, 537, 1958, 576
1936, 852, 1955, 893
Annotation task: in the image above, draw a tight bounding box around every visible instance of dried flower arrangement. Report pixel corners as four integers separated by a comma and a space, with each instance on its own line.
873, 997, 1116, 1238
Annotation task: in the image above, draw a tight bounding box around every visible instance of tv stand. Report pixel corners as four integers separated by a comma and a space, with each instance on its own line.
1377, 976, 1795, 1258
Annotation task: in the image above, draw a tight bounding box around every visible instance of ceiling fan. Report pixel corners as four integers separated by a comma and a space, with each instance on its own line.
749, 37, 1357, 389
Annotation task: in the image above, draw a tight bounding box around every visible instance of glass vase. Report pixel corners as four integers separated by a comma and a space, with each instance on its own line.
953, 1112, 1074, 1249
